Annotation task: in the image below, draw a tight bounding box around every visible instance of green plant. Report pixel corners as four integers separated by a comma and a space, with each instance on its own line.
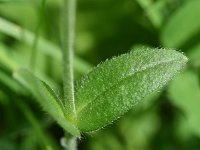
11, 0, 188, 149
0, 0, 192, 150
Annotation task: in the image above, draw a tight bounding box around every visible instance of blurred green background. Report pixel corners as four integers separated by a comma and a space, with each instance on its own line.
1, 0, 200, 149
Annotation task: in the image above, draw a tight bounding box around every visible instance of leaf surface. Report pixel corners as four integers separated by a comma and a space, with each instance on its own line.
75, 48, 187, 132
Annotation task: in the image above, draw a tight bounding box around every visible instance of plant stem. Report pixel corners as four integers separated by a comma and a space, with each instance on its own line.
60, 0, 77, 120
60, 0, 78, 148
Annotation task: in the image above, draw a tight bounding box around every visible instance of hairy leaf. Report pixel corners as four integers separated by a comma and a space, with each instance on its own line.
75, 48, 187, 132
14, 69, 80, 136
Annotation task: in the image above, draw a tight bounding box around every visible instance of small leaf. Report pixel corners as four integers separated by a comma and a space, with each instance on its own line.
14, 69, 80, 136
75, 48, 187, 132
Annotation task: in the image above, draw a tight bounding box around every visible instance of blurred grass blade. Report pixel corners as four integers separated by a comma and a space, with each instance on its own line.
0, 17, 92, 74
75, 48, 188, 132
136, 0, 166, 28
0, 0, 27, 3
0, 44, 59, 91
14, 69, 80, 136
161, 0, 200, 47
30, 0, 46, 71
0, 69, 26, 94
16, 99, 55, 150
0, 44, 18, 71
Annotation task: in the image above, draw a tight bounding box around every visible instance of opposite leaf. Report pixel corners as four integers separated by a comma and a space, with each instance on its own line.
14, 69, 80, 136
75, 48, 187, 132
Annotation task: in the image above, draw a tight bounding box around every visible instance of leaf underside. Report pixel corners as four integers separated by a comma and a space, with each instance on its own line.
14, 70, 80, 136
75, 48, 187, 132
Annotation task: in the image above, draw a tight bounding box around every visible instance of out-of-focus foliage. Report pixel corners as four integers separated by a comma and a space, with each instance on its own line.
0, 0, 200, 150
161, 0, 200, 48
169, 70, 200, 135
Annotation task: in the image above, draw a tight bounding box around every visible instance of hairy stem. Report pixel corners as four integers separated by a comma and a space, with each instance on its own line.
60, 0, 77, 122
60, 0, 78, 148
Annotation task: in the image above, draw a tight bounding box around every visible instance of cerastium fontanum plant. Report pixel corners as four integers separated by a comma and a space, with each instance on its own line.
13, 0, 188, 149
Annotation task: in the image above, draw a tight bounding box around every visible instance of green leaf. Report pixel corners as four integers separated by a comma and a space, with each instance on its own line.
168, 70, 200, 136
75, 48, 187, 132
161, 0, 200, 47
14, 69, 80, 136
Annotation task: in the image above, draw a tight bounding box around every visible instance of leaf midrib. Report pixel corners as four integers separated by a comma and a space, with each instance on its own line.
76, 57, 183, 116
